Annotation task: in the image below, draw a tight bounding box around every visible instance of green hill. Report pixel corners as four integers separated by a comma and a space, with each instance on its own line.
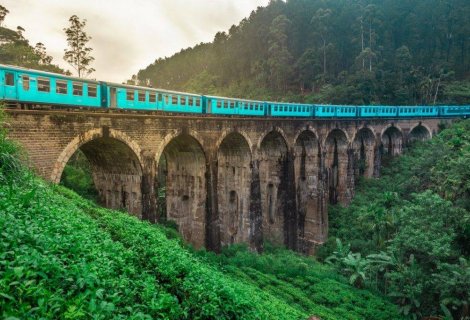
318, 119, 470, 319
135, 0, 470, 105
0, 109, 401, 319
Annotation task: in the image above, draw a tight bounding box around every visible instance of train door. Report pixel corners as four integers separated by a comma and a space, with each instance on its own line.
110, 87, 117, 108
2, 71, 18, 100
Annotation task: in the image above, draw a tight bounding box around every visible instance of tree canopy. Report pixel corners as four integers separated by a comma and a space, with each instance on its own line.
135, 0, 470, 105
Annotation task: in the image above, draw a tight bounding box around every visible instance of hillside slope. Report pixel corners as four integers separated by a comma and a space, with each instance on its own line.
320, 119, 470, 319
0, 111, 401, 319
135, 0, 470, 104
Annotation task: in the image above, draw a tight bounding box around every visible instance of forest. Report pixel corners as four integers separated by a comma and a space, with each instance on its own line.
135, 0, 470, 105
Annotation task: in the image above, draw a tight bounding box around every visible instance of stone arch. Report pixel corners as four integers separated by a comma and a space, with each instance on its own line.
257, 127, 290, 151
292, 126, 320, 148
324, 129, 351, 205
408, 123, 432, 143
52, 128, 144, 216
259, 130, 290, 245
215, 129, 254, 156
51, 128, 143, 183
217, 132, 252, 247
352, 127, 376, 179
294, 130, 326, 253
381, 125, 403, 156
156, 133, 207, 248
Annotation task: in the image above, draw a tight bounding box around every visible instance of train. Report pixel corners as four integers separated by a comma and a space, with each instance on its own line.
1, 64, 469, 118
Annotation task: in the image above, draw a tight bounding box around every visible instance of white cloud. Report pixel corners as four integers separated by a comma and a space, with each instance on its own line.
2, 0, 269, 82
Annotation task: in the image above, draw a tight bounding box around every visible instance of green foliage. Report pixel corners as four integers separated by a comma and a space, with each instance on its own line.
0, 17, 63, 73
59, 150, 97, 201
323, 119, 470, 319
135, 0, 470, 104
196, 243, 402, 320
63, 15, 95, 78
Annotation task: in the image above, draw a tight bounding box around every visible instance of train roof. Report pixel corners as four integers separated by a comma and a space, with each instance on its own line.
102, 81, 201, 97
0, 63, 100, 84
204, 94, 265, 104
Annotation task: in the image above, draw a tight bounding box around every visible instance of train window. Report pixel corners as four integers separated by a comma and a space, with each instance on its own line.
216, 100, 222, 108
250, 105, 253, 110
22, 75, 30, 91
138, 91, 146, 102
195, 98, 201, 107
163, 95, 169, 104
72, 82, 83, 96
126, 90, 134, 101
5, 72, 14, 86
149, 93, 157, 103
37, 77, 50, 92
172, 95, 178, 105
56, 80, 67, 94
88, 84, 97, 97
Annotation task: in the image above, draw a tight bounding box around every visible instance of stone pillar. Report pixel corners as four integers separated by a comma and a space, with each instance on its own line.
249, 159, 263, 252
283, 150, 298, 251
141, 153, 157, 223
205, 152, 220, 252
345, 147, 355, 204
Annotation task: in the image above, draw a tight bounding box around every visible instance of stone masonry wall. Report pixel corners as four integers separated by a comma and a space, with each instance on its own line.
6, 109, 445, 253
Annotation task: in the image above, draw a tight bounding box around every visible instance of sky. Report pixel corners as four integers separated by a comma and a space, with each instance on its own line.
3, 0, 270, 82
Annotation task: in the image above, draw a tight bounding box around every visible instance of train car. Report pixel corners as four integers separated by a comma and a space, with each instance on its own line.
205, 95, 242, 115
103, 82, 160, 110
398, 106, 439, 117
359, 106, 398, 117
160, 90, 202, 114
269, 102, 313, 117
205, 96, 265, 116
0, 64, 102, 108
103, 83, 202, 113
315, 105, 337, 117
438, 105, 470, 117
335, 105, 356, 118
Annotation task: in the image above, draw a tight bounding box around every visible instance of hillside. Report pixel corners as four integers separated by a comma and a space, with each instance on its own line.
0, 109, 401, 319
0, 25, 63, 73
135, 0, 470, 105
318, 119, 470, 319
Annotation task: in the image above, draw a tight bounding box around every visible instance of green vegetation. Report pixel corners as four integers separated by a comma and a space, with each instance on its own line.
319, 120, 470, 319
0, 108, 401, 319
0, 23, 62, 73
135, 0, 470, 105
60, 150, 97, 201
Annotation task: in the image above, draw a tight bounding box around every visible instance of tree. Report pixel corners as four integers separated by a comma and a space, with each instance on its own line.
267, 15, 293, 91
311, 8, 333, 79
34, 42, 53, 65
63, 15, 95, 78
0, 5, 9, 26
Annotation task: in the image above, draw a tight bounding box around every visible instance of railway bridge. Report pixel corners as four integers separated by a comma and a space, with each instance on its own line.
5, 109, 445, 253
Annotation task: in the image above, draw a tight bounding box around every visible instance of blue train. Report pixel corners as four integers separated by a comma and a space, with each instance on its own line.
1, 64, 469, 118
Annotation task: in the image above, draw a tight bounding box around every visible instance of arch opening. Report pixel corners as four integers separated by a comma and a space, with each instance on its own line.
325, 129, 349, 205
294, 131, 325, 253
259, 131, 289, 245
217, 132, 252, 247
408, 125, 431, 144
60, 137, 143, 216
353, 128, 376, 179
381, 126, 403, 157
156, 134, 207, 248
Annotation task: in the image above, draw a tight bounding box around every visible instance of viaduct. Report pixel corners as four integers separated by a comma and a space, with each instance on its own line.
5, 109, 443, 254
